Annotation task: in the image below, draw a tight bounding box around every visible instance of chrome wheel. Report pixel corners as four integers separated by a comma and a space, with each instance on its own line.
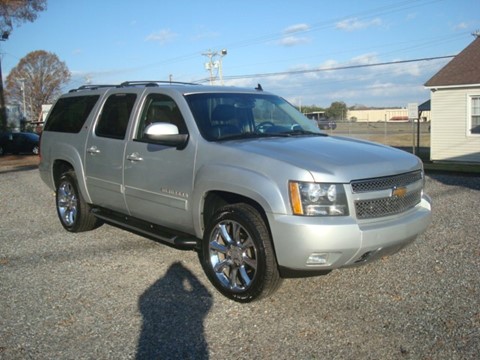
55, 171, 102, 232
57, 180, 78, 227
208, 220, 258, 292
201, 204, 281, 302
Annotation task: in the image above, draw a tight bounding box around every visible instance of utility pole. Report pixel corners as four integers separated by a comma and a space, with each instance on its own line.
0, 31, 9, 132
202, 49, 227, 85
20, 78, 26, 118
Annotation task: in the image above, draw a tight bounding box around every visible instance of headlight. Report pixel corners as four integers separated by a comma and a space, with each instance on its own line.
289, 181, 349, 216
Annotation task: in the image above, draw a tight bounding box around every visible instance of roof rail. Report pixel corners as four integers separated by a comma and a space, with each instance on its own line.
69, 84, 116, 93
67, 81, 200, 93
119, 80, 199, 87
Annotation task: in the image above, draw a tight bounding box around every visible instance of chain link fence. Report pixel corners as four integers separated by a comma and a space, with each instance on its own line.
325, 120, 431, 160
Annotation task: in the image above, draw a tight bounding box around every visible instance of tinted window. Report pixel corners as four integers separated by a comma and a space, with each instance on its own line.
96, 93, 137, 139
185, 93, 319, 141
44, 95, 100, 133
136, 94, 187, 140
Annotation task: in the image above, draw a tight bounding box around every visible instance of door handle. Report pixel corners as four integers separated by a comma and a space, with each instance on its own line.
126, 152, 144, 162
87, 146, 100, 154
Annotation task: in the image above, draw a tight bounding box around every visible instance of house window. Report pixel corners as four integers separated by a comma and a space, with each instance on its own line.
471, 96, 480, 135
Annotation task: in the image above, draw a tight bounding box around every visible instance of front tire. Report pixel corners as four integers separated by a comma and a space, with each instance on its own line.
56, 171, 101, 232
200, 204, 282, 302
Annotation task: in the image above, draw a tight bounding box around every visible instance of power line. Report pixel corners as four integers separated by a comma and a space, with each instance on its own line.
196, 55, 454, 83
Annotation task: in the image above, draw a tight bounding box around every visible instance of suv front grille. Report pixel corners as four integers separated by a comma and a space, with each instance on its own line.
352, 171, 423, 219
351, 170, 422, 193
355, 188, 422, 219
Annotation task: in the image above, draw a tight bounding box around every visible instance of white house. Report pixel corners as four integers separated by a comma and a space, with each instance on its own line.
425, 36, 480, 163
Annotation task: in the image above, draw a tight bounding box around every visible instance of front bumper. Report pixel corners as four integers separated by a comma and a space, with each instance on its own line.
268, 194, 431, 275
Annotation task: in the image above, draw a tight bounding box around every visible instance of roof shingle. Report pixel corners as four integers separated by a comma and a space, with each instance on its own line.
424, 36, 480, 87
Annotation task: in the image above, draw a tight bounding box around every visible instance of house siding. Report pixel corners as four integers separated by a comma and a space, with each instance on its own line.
431, 87, 480, 163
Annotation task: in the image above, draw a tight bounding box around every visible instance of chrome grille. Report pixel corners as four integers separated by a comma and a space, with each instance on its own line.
355, 189, 422, 219
351, 170, 422, 193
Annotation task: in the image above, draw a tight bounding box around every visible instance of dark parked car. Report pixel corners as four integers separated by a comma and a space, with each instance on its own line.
316, 117, 337, 130
0, 132, 40, 156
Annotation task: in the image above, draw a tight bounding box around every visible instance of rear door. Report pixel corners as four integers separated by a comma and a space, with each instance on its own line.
85, 91, 138, 212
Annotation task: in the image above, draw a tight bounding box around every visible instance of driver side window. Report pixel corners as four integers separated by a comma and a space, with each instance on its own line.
136, 94, 187, 140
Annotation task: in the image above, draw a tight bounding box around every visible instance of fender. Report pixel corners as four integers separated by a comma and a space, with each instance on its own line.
51, 141, 92, 204
191, 163, 305, 239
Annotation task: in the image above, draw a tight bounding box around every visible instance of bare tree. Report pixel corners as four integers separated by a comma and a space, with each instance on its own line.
6, 50, 70, 123
0, 0, 47, 36
0, 0, 47, 130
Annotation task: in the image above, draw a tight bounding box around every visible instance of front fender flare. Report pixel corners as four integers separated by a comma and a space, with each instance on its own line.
191, 164, 288, 239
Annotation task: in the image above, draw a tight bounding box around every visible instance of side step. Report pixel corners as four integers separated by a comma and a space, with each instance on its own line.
92, 207, 200, 251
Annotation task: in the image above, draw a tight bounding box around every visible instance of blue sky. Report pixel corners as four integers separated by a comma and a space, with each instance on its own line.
2, 0, 479, 107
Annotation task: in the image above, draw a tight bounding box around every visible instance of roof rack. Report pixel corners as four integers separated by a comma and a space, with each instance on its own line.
118, 80, 199, 87
69, 84, 116, 93
68, 81, 200, 93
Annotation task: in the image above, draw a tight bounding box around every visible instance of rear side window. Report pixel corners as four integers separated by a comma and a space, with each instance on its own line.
95, 93, 137, 139
44, 95, 100, 133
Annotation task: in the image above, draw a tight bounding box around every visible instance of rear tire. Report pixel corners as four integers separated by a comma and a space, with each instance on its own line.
56, 171, 102, 232
200, 203, 282, 302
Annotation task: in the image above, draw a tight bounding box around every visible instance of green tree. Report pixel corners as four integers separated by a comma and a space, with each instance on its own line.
300, 105, 325, 114
325, 101, 348, 120
6, 50, 70, 123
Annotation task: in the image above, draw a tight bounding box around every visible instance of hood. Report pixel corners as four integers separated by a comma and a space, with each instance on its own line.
222, 135, 422, 183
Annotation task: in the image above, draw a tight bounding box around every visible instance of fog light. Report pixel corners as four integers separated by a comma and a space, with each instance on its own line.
307, 253, 329, 265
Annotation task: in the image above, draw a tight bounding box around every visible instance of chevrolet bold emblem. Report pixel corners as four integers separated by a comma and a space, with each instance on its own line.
391, 186, 407, 198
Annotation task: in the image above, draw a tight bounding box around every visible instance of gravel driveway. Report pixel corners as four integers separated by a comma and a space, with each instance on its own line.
1, 169, 479, 359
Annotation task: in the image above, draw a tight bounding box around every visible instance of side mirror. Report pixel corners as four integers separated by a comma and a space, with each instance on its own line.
144, 123, 188, 149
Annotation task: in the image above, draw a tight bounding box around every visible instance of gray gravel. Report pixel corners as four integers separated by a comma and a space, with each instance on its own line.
1, 169, 479, 359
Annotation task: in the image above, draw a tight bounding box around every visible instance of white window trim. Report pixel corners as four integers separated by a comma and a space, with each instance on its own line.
467, 94, 480, 137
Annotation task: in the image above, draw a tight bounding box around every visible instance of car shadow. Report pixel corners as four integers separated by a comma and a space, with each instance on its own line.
0, 164, 38, 174
136, 262, 213, 360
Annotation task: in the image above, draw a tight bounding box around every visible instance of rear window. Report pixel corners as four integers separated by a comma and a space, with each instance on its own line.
44, 95, 100, 133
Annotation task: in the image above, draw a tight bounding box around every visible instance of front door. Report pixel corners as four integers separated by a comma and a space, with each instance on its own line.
123, 93, 195, 233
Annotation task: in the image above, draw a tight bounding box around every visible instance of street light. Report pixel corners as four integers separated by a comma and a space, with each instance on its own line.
202, 49, 227, 85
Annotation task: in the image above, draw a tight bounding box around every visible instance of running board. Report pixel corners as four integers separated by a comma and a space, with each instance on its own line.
91, 207, 200, 251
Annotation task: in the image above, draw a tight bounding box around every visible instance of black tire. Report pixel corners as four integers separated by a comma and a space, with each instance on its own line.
56, 171, 102, 232
200, 203, 282, 302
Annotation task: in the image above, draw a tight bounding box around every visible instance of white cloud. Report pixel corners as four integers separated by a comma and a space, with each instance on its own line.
145, 29, 178, 44
276, 23, 311, 46
191, 26, 219, 41
454, 22, 468, 30
406, 13, 417, 21
350, 53, 378, 65
277, 35, 310, 47
335, 17, 382, 31
284, 23, 310, 34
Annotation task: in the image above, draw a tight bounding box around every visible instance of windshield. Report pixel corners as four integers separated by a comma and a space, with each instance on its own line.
185, 93, 322, 141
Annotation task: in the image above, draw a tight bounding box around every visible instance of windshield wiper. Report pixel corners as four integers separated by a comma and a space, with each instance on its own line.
280, 130, 328, 137
215, 130, 327, 141
216, 132, 288, 140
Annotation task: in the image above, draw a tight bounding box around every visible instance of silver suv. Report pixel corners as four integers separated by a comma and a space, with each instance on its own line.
39, 81, 432, 302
